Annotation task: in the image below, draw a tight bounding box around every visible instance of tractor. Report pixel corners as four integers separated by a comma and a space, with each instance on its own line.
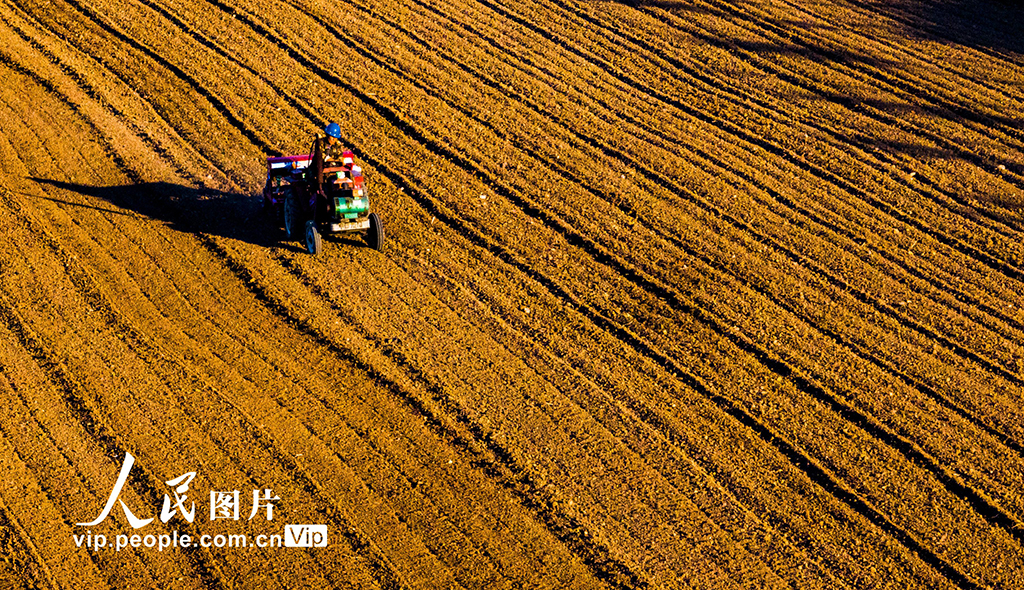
262, 146, 383, 255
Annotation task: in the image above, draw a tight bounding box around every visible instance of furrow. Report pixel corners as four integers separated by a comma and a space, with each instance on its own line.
14, 10, 647, 581
277, 247, 791, 588
801, 8, 1021, 138
771, 0, 1024, 103
14, 0, 275, 184
441, 0, 1024, 240
0, 292, 226, 590
621, 0, 1024, 197
196, 235, 645, 589
318, 136, 989, 588
0, 363, 110, 588
381, 235, 853, 589
385, 3, 1024, 405
35, 169, 516, 588
4, 184, 397, 589
5, 2, 1021, 588
839, 0, 1024, 70
0, 94, 240, 588
4, 33, 663, 577
0, 0, 220, 189
0, 470, 61, 590
0, 64, 399, 586
100, 0, 1024, 392
344, 0, 1024, 394
407, 0, 1024, 354
632, 0, 1024, 150
471, 0, 1024, 284
607, 0, 1024, 240
531, 0, 1024, 257
55, 0, 277, 156
18, 0, 1024, 446
195, 13, 1024, 552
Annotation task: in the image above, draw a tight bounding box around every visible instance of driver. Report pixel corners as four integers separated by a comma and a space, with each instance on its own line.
320, 122, 347, 162
307, 121, 347, 184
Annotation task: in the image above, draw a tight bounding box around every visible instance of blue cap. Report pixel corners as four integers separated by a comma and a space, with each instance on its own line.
325, 122, 342, 139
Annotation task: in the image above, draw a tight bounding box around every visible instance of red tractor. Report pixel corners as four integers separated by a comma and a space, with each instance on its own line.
262, 147, 383, 255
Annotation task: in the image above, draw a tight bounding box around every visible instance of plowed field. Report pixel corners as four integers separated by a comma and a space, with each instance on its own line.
2, 0, 1023, 587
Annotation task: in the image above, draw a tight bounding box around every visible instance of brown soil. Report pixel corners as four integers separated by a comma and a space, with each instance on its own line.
1, 0, 1023, 587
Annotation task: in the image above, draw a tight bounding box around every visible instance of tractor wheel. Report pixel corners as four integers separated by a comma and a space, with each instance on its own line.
366, 212, 384, 251
305, 220, 323, 256
284, 190, 302, 239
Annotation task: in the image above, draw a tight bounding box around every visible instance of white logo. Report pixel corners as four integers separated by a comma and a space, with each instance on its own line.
77, 452, 279, 528
284, 525, 328, 547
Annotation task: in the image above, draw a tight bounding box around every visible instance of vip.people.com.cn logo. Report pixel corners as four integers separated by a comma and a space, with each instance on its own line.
73, 452, 327, 551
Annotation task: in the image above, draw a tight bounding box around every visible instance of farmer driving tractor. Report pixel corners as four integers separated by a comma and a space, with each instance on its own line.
307, 121, 352, 184
319, 122, 348, 162
262, 120, 382, 255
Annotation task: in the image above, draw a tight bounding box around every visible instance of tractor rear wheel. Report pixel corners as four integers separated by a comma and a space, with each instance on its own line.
305, 220, 322, 256
366, 212, 384, 251
284, 190, 302, 239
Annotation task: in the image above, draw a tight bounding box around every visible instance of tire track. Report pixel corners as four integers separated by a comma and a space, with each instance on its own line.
450, 0, 1024, 312
599, 0, 1024, 241
170, 4, 1024, 578
181, 5, 1024, 554
200, 238, 648, 590
0, 363, 109, 588
22, 0, 277, 161
1, 4, 194, 184
0, 202, 295, 590
405, 0, 1024, 394
391, 0, 1024, 372
355, 0, 1024, 390
533, 0, 1024, 244
0, 233, 168, 589
313, 136, 992, 589
92, 0, 1024, 400
9, 1, 1024, 585
0, 92, 240, 588
12, 5, 651, 577
0, 72, 402, 586
0, 13, 565, 585
57, 0, 280, 156
46, 179, 514, 590
67, 180, 522, 587
0, 35, 688, 577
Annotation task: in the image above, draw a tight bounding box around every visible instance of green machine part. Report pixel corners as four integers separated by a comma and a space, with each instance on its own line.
332, 196, 369, 220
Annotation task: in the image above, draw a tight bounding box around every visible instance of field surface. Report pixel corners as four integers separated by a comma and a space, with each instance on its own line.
1, 0, 1023, 588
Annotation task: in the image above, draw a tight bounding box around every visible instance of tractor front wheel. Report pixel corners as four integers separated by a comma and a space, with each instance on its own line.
305, 220, 322, 256
366, 212, 384, 251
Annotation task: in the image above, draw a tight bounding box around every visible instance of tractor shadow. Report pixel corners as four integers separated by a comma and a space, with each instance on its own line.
30, 177, 302, 251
